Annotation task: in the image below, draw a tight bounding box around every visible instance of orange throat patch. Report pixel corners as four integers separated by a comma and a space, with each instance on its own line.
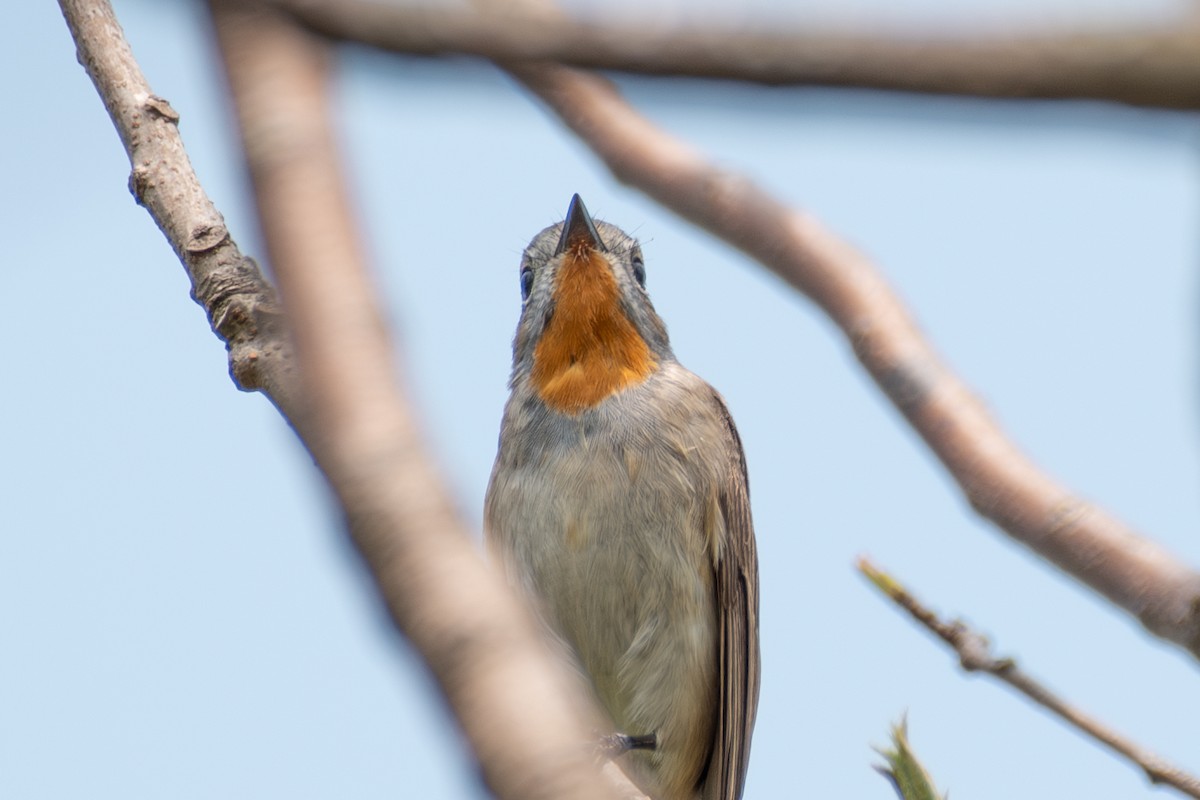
531, 248, 657, 415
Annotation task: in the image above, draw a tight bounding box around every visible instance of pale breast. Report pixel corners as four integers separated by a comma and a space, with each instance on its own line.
485, 362, 728, 800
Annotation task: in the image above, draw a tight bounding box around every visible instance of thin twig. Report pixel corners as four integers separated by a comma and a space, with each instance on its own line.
859, 557, 1200, 799
271, 0, 1200, 110
60, 2, 642, 797
496, 63, 1200, 659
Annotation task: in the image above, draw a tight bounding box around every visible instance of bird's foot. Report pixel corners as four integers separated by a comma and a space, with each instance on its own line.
595, 731, 657, 761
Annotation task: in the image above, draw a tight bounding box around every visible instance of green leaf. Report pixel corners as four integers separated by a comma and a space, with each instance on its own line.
874, 718, 945, 800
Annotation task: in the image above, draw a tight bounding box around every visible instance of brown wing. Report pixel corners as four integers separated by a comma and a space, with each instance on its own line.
702, 392, 760, 800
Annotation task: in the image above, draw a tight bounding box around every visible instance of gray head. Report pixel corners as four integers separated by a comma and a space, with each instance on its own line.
506, 195, 674, 413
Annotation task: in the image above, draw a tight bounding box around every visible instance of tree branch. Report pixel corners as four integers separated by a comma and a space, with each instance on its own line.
271, 0, 1200, 110
58, 0, 297, 416
495, 63, 1200, 658
860, 557, 1200, 799
60, 1, 642, 797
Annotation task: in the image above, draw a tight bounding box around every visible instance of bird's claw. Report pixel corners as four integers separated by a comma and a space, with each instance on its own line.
595, 731, 658, 761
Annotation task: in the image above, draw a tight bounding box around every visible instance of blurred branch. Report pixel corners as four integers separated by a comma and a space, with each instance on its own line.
60, 2, 641, 798
498, 63, 1200, 660
271, 0, 1200, 110
859, 558, 1200, 799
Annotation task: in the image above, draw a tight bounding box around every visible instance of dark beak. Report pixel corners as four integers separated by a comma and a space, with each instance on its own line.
555, 194, 607, 255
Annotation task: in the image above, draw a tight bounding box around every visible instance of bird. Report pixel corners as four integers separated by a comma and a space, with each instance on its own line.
484, 195, 759, 800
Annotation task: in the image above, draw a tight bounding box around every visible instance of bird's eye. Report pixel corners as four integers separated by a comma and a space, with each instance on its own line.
520, 267, 534, 300
631, 255, 646, 287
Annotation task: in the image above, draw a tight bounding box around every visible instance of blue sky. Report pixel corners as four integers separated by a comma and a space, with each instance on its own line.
5, 2, 1200, 798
